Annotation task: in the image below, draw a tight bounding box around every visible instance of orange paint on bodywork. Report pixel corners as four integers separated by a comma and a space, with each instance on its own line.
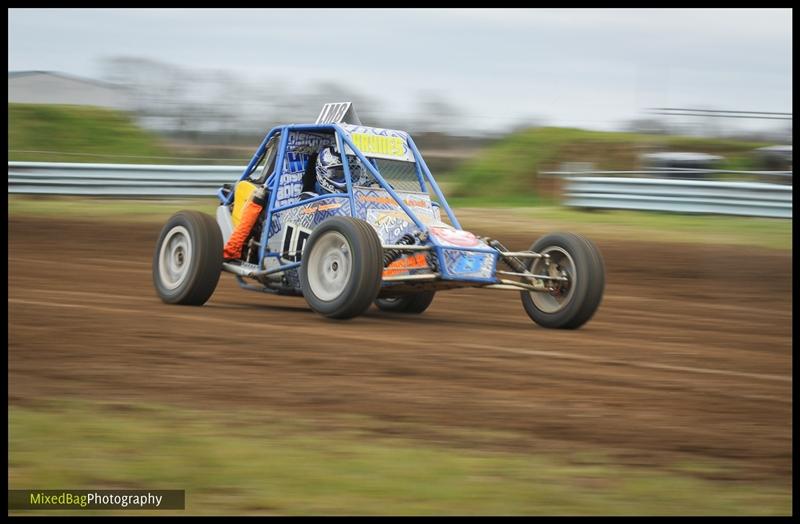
383, 253, 428, 277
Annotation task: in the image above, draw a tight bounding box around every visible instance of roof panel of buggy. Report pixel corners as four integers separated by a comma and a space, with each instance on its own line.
311, 102, 416, 163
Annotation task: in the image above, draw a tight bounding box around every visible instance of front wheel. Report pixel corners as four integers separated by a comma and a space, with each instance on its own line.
152, 210, 223, 305
520, 232, 604, 329
300, 216, 384, 319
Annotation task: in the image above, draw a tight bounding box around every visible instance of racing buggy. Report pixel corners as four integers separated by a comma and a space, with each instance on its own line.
153, 103, 604, 328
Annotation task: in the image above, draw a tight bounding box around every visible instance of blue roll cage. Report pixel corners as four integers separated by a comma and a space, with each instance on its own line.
217, 123, 465, 273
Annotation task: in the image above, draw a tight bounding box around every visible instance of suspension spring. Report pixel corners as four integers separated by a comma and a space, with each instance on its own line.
383, 233, 416, 266
426, 252, 439, 272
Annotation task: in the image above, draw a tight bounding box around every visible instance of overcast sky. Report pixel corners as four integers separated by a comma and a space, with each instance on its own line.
8, 8, 793, 133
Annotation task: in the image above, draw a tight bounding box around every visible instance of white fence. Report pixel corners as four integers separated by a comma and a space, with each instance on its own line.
8, 162, 245, 197
544, 169, 792, 219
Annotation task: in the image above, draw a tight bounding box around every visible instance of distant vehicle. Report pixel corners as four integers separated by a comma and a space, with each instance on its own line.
641, 152, 723, 178
754, 145, 792, 171
152, 103, 605, 328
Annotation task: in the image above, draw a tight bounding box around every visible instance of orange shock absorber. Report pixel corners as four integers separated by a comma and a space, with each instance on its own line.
223, 187, 267, 260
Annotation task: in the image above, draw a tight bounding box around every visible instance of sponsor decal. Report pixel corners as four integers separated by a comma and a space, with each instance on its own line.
442, 248, 495, 279
280, 223, 312, 262
351, 133, 406, 159
301, 201, 345, 214
275, 171, 305, 208
340, 124, 415, 162
429, 226, 481, 247
453, 253, 483, 274
370, 210, 414, 242
357, 194, 429, 208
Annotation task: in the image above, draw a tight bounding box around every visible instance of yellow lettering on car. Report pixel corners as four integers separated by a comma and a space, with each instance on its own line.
351, 133, 406, 159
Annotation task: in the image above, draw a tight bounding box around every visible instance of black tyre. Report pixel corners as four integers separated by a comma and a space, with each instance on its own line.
299, 216, 383, 319
520, 232, 604, 329
375, 291, 436, 314
152, 210, 223, 305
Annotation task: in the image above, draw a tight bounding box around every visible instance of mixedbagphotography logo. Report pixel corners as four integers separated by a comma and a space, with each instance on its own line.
8, 490, 185, 510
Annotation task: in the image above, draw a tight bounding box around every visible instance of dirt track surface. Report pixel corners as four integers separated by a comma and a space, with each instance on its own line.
9, 217, 792, 483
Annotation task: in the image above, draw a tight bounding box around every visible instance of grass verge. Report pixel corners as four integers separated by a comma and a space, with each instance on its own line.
456, 207, 792, 251
8, 401, 790, 516
8, 195, 218, 222
8, 196, 791, 251
9, 104, 171, 164
444, 127, 768, 200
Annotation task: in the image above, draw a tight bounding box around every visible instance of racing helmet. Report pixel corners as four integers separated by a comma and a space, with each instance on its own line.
315, 146, 366, 193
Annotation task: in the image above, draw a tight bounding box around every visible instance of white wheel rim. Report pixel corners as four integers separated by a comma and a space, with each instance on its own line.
307, 231, 352, 302
528, 246, 576, 313
158, 225, 192, 290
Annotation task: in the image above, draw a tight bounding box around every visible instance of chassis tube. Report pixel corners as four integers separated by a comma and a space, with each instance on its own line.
485, 278, 549, 292
226, 128, 280, 205
497, 252, 547, 258
335, 131, 357, 212
382, 273, 440, 282
336, 127, 428, 231
406, 134, 461, 229
381, 244, 432, 252
259, 129, 290, 264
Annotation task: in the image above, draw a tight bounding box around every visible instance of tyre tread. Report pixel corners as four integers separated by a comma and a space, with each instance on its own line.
520, 232, 604, 329
152, 210, 223, 306
300, 217, 384, 319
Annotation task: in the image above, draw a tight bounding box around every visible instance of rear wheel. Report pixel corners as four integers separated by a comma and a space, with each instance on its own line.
520, 232, 604, 329
375, 292, 436, 314
300, 217, 383, 319
152, 210, 223, 305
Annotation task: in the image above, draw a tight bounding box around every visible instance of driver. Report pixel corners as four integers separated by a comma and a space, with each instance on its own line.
313, 146, 370, 195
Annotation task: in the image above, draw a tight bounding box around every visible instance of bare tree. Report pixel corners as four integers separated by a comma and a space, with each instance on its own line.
96, 56, 476, 144
100, 56, 189, 118
410, 91, 462, 134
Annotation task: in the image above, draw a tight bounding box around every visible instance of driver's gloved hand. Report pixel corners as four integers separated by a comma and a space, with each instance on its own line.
299, 191, 318, 201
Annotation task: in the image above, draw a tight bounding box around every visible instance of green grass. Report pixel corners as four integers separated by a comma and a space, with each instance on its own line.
456, 207, 792, 251
8, 401, 790, 516
8, 195, 218, 222
9, 196, 791, 251
445, 127, 768, 200
8, 104, 172, 163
